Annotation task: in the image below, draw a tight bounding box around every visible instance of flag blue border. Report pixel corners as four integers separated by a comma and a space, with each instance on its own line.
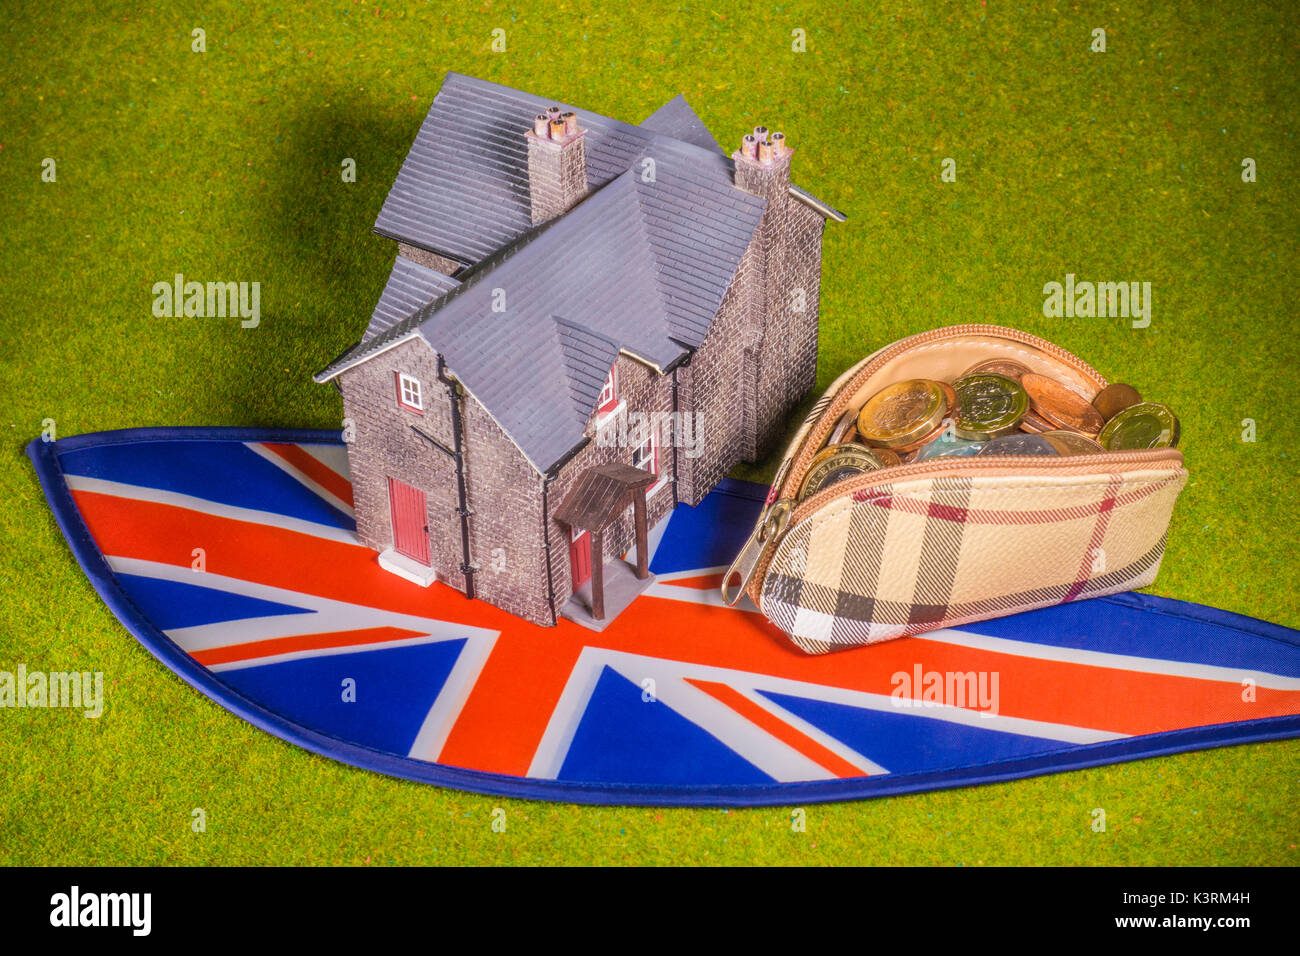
26, 426, 1300, 807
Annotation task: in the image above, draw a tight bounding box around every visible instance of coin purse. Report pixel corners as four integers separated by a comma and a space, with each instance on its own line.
722, 324, 1189, 654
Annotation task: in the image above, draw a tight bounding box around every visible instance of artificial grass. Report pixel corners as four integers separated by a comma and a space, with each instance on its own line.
1, 0, 1297, 866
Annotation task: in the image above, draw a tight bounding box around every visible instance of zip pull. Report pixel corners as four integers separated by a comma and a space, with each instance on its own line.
721, 497, 795, 606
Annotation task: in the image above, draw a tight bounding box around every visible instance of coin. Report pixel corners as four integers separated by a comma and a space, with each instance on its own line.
952, 373, 1029, 440
797, 443, 891, 499
856, 379, 949, 449
913, 433, 986, 461
1041, 430, 1105, 456
1021, 373, 1105, 435
961, 358, 1032, 381
977, 433, 1060, 457
1098, 402, 1181, 450
1018, 410, 1055, 434
827, 408, 859, 445
1092, 383, 1143, 422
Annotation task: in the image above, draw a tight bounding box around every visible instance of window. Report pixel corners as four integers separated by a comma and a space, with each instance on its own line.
396, 372, 423, 413
633, 429, 660, 475
632, 427, 668, 497
597, 366, 618, 416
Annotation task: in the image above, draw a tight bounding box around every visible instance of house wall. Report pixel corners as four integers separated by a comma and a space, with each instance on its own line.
543, 352, 677, 614
339, 338, 465, 589
676, 192, 827, 505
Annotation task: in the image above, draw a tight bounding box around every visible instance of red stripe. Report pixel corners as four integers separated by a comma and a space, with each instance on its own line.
71, 490, 1300, 772
687, 679, 869, 778
1064, 476, 1121, 603
194, 626, 426, 666
261, 443, 354, 508
854, 476, 1174, 525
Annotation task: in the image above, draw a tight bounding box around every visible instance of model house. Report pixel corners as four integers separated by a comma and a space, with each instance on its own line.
315, 72, 843, 628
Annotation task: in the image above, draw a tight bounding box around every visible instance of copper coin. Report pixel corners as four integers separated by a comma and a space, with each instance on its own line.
961, 358, 1032, 381
1021, 373, 1105, 435
1019, 410, 1055, 434
1041, 430, 1106, 456
1092, 383, 1143, 422
827, 408, 859, 445
894, 418, 950, 454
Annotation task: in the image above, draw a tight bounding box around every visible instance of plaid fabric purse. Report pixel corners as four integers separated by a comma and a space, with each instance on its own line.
722, 324, 1189, 654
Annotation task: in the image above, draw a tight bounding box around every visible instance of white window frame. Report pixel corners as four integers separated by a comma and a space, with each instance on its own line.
632, 425, 669, 496
397, 372, 423, 412
597, 366, 618, 416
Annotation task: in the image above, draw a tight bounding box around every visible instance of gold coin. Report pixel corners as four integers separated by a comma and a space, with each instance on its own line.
798, 443, 891, 500
856, 379, 948, 449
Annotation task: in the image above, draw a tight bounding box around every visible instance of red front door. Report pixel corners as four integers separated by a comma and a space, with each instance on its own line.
388, 477, 430, 566
569, 527, 591, 588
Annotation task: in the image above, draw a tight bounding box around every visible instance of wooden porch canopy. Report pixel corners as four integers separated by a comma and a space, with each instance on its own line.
553, 462, 658, 621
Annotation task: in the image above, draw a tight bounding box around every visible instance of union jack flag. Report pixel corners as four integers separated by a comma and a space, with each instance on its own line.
30, 429, 1300, 805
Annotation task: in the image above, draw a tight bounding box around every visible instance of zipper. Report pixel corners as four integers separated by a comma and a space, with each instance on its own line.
721, 325, 1181, 607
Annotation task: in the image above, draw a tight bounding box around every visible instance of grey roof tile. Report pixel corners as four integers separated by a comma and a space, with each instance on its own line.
363, 255, 460, 342
638, 95, 724, 153
321, 72, 841, 474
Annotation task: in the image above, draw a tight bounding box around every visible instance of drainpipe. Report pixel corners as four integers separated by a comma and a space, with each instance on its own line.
541, 472, 558, 626
437, 354, 476, 601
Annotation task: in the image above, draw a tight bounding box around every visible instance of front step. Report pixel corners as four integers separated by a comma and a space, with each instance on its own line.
377, 548, 437, 587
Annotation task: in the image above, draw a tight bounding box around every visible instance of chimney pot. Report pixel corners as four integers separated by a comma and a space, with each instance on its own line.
771, 131, 786, 156
547, 105, 562, 119
549, 117, 566, 139
741, 133, 758, 160
533, 114, 549, 137
753, 126, 769, 144
757, 138, 773, 163
562, 111, 578, 137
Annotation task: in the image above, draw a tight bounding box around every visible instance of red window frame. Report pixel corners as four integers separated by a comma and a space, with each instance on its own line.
597, 366, 618, 416
395, 372, 423, 414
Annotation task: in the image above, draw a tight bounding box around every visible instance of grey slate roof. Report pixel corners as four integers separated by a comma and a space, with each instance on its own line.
319, 161, 764, 472
320, 72, 842, 475
372, 72, 840, 264
638, 95, 724, 153
363, 254, 460, 342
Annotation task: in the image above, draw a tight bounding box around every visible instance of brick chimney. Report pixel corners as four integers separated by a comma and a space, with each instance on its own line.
526, 106, 588, 225
732, 125, 797, 460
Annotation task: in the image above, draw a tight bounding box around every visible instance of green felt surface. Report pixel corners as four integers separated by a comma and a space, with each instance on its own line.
1, 0, 1297, 866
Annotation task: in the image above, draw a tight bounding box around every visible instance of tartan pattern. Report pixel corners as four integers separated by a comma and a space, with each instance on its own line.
760, 468, 1188, 655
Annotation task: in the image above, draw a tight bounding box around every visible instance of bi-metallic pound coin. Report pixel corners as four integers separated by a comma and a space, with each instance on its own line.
856, 379, 949, 449
952, 373, 1029, 440
797, 443, 893, 500
1098, 402, 1181, 450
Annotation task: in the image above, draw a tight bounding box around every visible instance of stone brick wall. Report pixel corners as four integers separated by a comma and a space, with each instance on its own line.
542, 353, 677, 613
397, 243, 463, 276
526, 130, 589, 225
339, 338, 465, 589
338, 138, 829, 627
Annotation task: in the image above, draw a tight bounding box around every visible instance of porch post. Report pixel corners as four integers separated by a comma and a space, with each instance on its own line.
590, 529, 605, 621
632, 491, 649, 580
